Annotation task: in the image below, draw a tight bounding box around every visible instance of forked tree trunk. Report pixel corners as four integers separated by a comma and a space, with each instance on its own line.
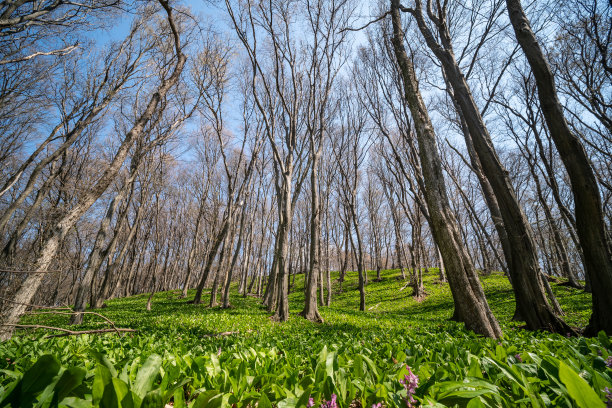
407, 1, 572, 334
390, 0, 501, 338
301, 148, 323, 322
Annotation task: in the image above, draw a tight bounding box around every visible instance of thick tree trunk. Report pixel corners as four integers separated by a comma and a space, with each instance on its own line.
273, 176, 292, 322
506, 0, 612, 335
390, 0, 501, 338
407, 1, 571, 334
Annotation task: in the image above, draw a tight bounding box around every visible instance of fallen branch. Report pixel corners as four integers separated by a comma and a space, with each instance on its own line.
0, 324, 136, 338
0, 300, 127, 337
28, 310, 121, 335
201, 329, 253, 338
399, 280, 411, 291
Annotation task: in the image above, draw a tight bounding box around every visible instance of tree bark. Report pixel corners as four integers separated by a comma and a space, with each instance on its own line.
506, 0, 612, 335
300, 146, 323, 322
390, 0, 501, 338
406, 0, 572, 333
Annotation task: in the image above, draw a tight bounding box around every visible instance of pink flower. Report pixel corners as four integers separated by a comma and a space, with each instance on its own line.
307, 397, 315, 407
604, 387, 612, 408
320, 394, 338, 408
514, 354, 523, 363
606, 356, 612, 368
399, 365, 419, 407
372, 403, 382, 408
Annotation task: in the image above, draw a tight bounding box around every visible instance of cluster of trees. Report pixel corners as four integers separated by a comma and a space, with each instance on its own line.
0, 0, 609, 340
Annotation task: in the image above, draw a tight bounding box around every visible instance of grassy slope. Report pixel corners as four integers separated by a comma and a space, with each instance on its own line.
0, 269, 609, 407
15, 268, 592, 335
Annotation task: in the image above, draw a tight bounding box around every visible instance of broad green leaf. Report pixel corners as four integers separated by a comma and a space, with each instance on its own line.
133, 354, 161, 398
54, 367, 86, 401
141, 390, 163, 408
597, 331, 610, 348
558, 362, 605, 408
258, 393, 273, 408
21, 355, 61, 396
92, 365, 112, 405
173, 387, 185, 408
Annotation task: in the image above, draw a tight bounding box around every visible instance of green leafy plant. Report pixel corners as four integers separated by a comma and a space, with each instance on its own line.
0, 270, 609, 407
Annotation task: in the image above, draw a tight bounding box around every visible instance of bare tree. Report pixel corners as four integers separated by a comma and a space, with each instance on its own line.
389, 0, 501, 338
505, 0, 612, 335
0, 0, 187, 341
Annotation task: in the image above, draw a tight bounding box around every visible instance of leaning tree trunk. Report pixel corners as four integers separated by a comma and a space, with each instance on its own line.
0, 2, 186, 341
390, 0, 501, 338
408, 1, 572, 334
444, 87, 512, 277
193, 217, 230, 304
506, 0, 612, 335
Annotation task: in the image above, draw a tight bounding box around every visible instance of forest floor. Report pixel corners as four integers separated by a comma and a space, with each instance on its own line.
1, 269, 610, 407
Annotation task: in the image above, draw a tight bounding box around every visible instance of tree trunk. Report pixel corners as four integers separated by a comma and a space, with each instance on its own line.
408, 1, 572, 334
223, 204, 247, 308
390, 0, 501, 338
301, 149, 323, 322
273, 175, 292, 322
181, 205, 205, 298
506, 0, 612, 335
193, 217, 230, 304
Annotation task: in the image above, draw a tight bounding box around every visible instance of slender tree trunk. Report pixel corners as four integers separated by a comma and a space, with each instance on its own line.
301, 149, 323, 322
181, 206, 205, 298
223, 204, 247, 308
193, 217, 230, 304
1, 160, 62, 263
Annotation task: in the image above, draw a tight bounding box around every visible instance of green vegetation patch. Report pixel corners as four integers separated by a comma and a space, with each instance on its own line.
1, 270, 610, 407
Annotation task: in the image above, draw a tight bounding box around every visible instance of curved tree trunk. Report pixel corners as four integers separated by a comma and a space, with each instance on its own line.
390, 0, 501, 338
406, 0, 571, 334
505, 0, 612, 335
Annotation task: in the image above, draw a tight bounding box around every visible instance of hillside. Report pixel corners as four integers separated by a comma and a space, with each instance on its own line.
0, 269, 610, 407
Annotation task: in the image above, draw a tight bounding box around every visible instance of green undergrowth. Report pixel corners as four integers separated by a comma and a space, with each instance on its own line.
1, 269, 610, 407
